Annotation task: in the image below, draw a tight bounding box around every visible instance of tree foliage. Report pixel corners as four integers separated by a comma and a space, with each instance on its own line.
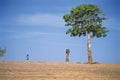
63, 4, 108, 63
0, 48, 6, 57
63, 4, 108, 38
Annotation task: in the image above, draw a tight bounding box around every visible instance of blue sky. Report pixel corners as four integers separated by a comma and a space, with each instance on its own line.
0, 0, 120, 63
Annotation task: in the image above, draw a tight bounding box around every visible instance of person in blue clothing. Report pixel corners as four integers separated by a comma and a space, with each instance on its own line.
26, 54, 29, 61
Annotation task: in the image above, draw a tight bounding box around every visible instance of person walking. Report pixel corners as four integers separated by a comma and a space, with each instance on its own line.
66, 49, 70, 62
26, 54, 29, 61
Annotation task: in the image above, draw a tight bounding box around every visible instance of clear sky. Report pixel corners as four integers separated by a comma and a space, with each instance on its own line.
0, 0, 120, 63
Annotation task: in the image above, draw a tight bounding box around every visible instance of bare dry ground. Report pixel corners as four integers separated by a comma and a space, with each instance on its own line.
0, 61, 120, 80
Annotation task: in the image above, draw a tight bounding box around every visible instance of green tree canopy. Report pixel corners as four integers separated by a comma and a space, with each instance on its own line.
63, 4, 108, 38
63, 4, 108, 64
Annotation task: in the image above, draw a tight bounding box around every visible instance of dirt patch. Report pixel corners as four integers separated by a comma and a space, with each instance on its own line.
0, 61, 120, 80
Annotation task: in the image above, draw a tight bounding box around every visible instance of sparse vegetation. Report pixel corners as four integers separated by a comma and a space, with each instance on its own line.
0, 48, 6, 57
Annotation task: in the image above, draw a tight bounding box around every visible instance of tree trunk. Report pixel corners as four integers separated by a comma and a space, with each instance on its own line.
87, 33, 93, 64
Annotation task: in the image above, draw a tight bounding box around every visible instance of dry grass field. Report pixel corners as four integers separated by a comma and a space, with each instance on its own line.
0, 61, 120, 80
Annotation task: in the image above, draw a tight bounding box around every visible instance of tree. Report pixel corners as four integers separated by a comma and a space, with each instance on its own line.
63, 4, 108, 64
0, 48, 6, 57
